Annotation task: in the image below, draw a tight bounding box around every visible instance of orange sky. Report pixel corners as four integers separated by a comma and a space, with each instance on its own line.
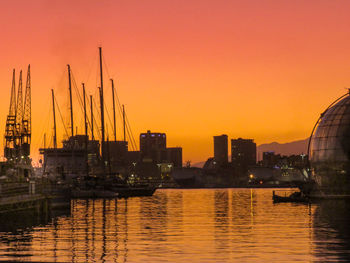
1, 0, 350, 163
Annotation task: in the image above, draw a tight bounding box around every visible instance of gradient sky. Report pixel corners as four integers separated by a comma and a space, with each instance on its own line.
1, 0, 350, 163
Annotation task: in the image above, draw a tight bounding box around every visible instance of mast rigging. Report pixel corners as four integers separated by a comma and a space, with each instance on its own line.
99, 47, 106, 166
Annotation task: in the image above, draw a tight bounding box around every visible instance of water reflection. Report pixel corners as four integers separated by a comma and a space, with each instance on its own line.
0, 189, 349, 262
139, 192, 168, 243
313, 200, 350, 262
214, 190, 229, 260
70, 199, 128, 262
0, 206, 70, 262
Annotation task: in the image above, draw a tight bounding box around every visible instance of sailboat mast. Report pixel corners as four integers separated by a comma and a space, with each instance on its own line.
44, 133, 46, 149
90, 95, 94, 140
82, 83, 88, 138
67, 64, 74, 137
106, 136, 112, 175
99, 47, 105, 164
111, 79, 117, 141
99, 87, 105, 166
51, 89, 57, 149
123, 104, 126, 142
82, 83, 89, 176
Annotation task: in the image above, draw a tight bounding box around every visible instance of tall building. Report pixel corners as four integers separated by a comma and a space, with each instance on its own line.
214, 135, 228, 166
39, 135, 100, 177
140, 130, 166, 162
231, 138, 256, 170
103, 141, 128, 166
262, 151, 278, 167
166, 147, 182, 168
139, 130, 182, 167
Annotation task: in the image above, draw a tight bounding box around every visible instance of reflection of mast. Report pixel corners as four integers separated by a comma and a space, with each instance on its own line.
51, 89, 57, 149
84, 200, 89, 262
101, 199, 107, 262
68, 64, 74, 137
113, 199, 119, 262
91, 199, 96, 261
71, 200, 77, 262
53, 218, 59, 262
111, 79, 117, 141
123, 199, 128, 262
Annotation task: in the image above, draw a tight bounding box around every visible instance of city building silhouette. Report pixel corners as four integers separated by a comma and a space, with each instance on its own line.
214, 135, 228, 167
231, 138, 256, 171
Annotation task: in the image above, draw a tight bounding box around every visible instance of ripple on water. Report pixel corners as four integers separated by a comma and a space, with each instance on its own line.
0, 189, 349, 262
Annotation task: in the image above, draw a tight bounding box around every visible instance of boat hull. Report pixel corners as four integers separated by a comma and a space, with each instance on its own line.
111, 187, 156, 198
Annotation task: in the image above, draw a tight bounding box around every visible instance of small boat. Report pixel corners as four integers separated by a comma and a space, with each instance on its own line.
94, 189, 119, 198
272, 190, 309, 203
71, 186, 119, 199
110, 184, 156, 198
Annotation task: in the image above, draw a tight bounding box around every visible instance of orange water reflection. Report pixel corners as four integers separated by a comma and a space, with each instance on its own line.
1, 189, 349, 262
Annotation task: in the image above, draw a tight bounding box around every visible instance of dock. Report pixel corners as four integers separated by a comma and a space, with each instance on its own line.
0, 180, 70, 214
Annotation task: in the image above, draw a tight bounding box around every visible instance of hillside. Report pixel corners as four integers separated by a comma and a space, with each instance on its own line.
257, 138, 309, 160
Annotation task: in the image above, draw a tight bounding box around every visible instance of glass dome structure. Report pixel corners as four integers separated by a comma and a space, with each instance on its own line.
309, 93, 350, 194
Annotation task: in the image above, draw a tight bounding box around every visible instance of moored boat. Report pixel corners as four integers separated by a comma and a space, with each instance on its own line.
71, 187, 119, 198
272, 190, 309, 203
112, 185, 156, 198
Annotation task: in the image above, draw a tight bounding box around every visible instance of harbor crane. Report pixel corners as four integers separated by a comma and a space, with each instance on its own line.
4, 65, 31, 164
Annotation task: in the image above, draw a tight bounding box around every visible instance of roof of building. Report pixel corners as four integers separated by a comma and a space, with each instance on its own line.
310, 94, 350, 164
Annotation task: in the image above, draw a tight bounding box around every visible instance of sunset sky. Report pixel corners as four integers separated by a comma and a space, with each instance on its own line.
1, 0, 350, 163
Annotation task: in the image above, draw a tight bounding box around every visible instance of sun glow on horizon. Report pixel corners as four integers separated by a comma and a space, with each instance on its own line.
0, 0, 349, 163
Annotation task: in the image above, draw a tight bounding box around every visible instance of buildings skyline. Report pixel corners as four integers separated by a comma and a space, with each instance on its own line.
211, 135, 257, 170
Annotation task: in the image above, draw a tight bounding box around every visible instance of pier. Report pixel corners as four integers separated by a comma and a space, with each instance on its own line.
0, 180, 69, 215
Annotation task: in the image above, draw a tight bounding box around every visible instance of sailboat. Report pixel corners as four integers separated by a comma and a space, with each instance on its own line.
95, 47, 157, 198
40, 47, 157, 198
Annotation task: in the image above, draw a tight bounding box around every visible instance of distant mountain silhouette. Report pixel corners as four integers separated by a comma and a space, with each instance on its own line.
191, 138, 309, 167
257, 138, 309, 160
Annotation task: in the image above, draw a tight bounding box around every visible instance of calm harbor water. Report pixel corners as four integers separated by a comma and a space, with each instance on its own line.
0, 188, 349, 262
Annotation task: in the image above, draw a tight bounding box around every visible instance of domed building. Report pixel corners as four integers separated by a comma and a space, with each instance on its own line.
309, 93, 350, 195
